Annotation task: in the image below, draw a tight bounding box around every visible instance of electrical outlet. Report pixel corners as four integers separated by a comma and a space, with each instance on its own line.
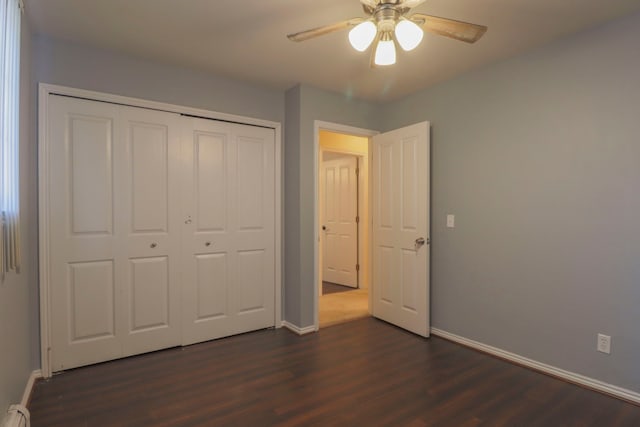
597, 334, 611, 354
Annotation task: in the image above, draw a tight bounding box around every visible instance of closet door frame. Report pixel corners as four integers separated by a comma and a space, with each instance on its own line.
38, 83, 283, 378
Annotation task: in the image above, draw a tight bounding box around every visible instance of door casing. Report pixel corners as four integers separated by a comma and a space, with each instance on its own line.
313, 121, 378, 331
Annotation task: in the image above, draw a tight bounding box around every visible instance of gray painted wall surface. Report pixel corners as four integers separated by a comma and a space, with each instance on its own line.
33, 36, 285, 124
284, 84, 379, 327
379, 12, 640, 392
0, 15, 36, 415
284, 86, 302, 325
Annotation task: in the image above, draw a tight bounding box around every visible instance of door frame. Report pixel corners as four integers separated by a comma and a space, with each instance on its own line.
38, 83, 283, 378
313, 121, 378, 331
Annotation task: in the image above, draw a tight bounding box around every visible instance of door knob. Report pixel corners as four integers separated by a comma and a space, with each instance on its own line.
322, 225, 327, 231
415, 237, 426, 250
205, 242, 211, 247
150, 243, 157, 249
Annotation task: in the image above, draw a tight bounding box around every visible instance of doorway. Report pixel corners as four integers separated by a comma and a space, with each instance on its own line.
313, 120, 431, 336
316, 126, 373, 329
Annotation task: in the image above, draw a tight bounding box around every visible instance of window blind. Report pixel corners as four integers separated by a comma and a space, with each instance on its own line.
0, 0, 22, 279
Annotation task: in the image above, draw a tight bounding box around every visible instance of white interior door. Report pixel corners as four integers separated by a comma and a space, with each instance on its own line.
48, 96, 182, 371
181, 117, 276, 345
321, 156, 358, 288
372, 121, 430, 337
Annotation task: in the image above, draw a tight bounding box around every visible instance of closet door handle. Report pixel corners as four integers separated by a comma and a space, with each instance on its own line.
205, 242, 211, 247
150, 243, 157, 249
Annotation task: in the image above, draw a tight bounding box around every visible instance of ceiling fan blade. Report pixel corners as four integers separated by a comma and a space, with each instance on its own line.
410, 14, 487, 43
399, 0, 427, 8
360, 0, 379, 8
287, 18, 365, 42
362, 3, 376, 15
369, 33, 382, 68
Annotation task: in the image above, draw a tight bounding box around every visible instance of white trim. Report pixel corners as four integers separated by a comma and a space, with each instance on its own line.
38, 85, 52, 378
274, 125, 282, 329
20, 370, 41, 407
38, 83, 283, 377
281, 321, 316, 336
313, 121, 378, 331
40, 84, 279, 129
431, 327, 640, 405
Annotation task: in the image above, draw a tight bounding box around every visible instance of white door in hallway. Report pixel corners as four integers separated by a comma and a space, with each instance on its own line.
181, 117, 276, 345
48, 96, 182, 371
321, 156, 358, 288
371, 122, 430, 337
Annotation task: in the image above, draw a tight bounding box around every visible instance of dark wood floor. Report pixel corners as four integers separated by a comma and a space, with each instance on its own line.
29, 318, 640, 427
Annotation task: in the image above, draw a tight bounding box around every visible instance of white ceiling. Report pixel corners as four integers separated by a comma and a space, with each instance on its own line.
25, 0, 640, 102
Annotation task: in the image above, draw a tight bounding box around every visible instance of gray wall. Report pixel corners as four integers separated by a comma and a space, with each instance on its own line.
284, 86, 302, 325
379, 11, 640, 392
284, 84, 379, 327
33, 36, 285, 124
0, 13, 36, 415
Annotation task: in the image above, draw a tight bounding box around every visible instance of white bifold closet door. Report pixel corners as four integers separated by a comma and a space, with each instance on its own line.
48, 96, 182, 371
181, 117, 275, 345
47, 96, 276, 372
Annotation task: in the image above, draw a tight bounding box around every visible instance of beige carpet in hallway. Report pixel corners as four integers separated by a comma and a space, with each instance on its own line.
319, 289, 369, 328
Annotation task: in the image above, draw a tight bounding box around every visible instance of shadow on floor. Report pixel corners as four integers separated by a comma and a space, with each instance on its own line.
320, 282, 369, 328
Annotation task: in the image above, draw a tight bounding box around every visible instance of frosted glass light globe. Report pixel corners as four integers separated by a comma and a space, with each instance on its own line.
349, 21, 377, 52
374, 39, 396, 66
395, 19, 423, 51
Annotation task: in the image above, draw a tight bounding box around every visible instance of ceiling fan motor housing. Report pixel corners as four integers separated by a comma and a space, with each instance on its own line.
374, 4, 402, 32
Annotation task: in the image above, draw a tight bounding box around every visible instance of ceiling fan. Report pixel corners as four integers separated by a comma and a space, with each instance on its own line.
287, 0, 487, 67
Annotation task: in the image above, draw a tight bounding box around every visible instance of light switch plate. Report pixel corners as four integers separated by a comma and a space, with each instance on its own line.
597, 334, 611, 354
446, 214, 455, 228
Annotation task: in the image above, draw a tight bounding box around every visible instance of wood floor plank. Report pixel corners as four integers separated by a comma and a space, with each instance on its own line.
29, 318, 640, 426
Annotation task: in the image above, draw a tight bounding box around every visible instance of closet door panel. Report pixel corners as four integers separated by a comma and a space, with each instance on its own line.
119, 106, 182, 356
231, 125, 275, 333
236, 137, 264, 230
128, 256, 170, 332
69, 116, 114, 235
182, 119, 275, 344
194, 131, 228, 232
181, 119, 234, 344
49, 96, 122, 371
130, 123, 169, 233
68, 260, 116, 342
195, 253, 228, 320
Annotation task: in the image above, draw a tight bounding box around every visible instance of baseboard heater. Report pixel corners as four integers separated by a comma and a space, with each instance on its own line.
1, 405, 30, 427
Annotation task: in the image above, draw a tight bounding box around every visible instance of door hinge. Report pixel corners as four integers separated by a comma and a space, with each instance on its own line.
356, 215, 360, 223
355, 167, 359, 177
356, 264, 360, 271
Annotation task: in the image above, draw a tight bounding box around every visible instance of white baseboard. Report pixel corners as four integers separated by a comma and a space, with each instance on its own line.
281, 321, 316, 335
431, 327, 640, 405
21, 370, 42, 407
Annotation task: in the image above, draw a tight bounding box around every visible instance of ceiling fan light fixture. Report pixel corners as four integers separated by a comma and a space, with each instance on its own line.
374, 33, 396, 66
395, 19, 423, 51
348, 20, 377, 52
